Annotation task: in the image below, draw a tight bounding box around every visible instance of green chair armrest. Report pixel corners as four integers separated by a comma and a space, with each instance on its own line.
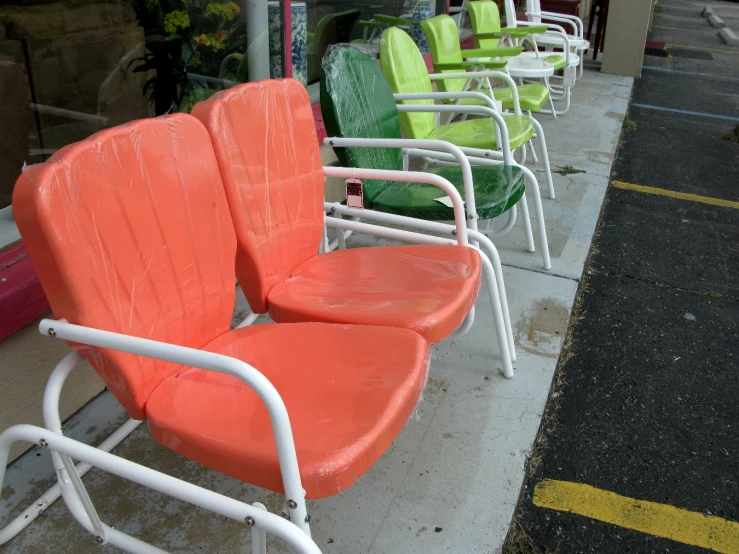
505, 24, 550, 34
461, 47, 523, 59
373, 14, 409, 26
434, 60, 508, 71
477, 25, 549, 39
359, 19, 409, 30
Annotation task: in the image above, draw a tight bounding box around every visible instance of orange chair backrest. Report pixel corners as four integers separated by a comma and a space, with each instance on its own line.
13, 115, 237, 419
192, 80, 325, 314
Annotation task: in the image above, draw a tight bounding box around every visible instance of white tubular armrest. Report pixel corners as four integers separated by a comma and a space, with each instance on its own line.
0, 425, 322, 554
535, 11, 584, 36
405, 148, 503, 167
421, 74, 523, 115
323, 137, 477, 224
526, 12, 579, 35
517, 21, 571, 58
395, 103, 514, 165
322, 165, 470, 243
36, 319, 311, 536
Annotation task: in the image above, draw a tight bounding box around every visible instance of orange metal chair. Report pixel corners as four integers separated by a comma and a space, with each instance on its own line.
5, 113, 430, 552
192, 79, 488, 346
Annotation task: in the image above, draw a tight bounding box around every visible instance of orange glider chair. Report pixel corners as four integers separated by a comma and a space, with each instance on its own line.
192, 79, 512, 371
5, 114, 430, 552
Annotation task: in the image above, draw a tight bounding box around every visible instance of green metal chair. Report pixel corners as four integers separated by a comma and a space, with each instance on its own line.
379, 26, 555, 199
467, 0, 576, 115
320, 44, 551, 271
307, 9, 360, 84
420, 14, 551, 113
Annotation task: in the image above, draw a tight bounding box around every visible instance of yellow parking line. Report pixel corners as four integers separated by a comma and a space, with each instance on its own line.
612, 180, 739, 209
533, 480, 739, 553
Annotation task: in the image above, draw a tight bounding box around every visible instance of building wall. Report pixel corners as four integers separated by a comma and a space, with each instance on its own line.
0, 314, 105, 462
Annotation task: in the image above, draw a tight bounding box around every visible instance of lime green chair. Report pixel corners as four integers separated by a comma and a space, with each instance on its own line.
307, 9, 360, 84
420, 14, 551, 113
320, 44, 551, 269
473, 0, 579, 114
379, 27, 555, 199
468, 0, 567, 71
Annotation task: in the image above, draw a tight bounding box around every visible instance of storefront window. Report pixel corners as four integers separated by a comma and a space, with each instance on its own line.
0, 0, 291, 214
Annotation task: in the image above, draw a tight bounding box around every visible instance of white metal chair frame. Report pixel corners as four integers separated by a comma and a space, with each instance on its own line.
522, 0, 589, 79
391, 78, 556, 202
1, 160, 516, 553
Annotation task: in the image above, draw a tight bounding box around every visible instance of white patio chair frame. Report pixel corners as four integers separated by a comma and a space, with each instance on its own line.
518, 0, 589, 79
392, 82, 556, 202
483, 0, 578, 115
1, 163, 516, 553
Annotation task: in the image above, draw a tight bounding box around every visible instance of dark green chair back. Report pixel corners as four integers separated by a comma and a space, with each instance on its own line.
320, 45, 404, 204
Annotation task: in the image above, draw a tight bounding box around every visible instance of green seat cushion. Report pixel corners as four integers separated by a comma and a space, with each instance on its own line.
543, 54, 566, 70
427, 115, 535, 150
371, 165, 525, 220
441, 84, 549, 112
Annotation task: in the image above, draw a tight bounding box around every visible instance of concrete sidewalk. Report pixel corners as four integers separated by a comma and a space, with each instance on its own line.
0, 67, 631, 553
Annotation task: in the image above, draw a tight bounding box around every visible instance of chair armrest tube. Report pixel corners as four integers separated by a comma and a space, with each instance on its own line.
374, 14, 409, 25
0, 425, 322, 554
538, 10, 584, 34
434, 60, 508, 70
461, 47, 523, 58
527, 12, 579, 35
420, 74, 522, 115
36, 318, 311, 536
391, 92, 515, 162
322, 164, 470, 244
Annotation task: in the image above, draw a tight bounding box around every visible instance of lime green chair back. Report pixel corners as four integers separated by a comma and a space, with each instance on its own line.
468, 0, 502, 50
308, 9, 360, 84
379, 27, 436, 140
419, 15, 469, 95
320, 45, 403, 204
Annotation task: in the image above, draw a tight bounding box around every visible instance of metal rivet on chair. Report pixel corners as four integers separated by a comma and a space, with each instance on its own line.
96, 536, 104, 544
38, 439, 48, 448
47, 328, 56, 337
286, 499, 298, 510
305, 514, 311, 523
245, 516, 255, 526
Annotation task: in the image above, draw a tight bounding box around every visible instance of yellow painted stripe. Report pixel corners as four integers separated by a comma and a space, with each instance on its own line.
534, 480, 739, 553
612, 180, 739, 209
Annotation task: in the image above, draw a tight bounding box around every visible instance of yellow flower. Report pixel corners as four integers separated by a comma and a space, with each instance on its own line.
194, 33, 209, 45
227, 2, 240, 14
163, 10, 190, 34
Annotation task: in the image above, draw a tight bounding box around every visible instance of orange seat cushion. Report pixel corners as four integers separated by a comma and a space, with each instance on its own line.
267, 245, 482, 344
146, 323, 429, 499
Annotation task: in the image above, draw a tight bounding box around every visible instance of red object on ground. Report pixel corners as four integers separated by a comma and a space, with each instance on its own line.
0, 242, 49, 341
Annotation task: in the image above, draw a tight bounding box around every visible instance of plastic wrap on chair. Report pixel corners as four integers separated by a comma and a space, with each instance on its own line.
148, 322, 430, 498
321, 44, 405, 204
195, 79, 482, 343
267, 245, 481, 344
192, 80, 326, 315
12, 115, 237, 419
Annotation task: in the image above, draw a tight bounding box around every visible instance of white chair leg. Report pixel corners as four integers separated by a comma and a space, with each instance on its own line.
251, 502, 268, 554
518, 192, 536, 253
479, 254, 514, 377
521, 168, 551, 270
529, 118, 556, 199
